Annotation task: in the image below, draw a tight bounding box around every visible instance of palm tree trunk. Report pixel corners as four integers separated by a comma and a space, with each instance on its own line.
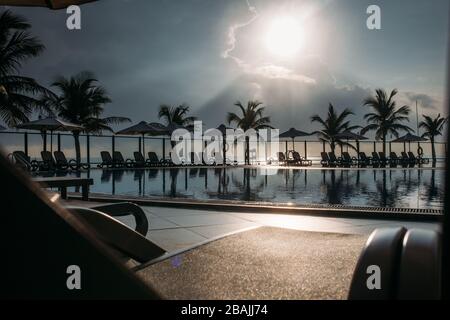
431, 137, 436, 164
73, 131, 81, 167
330, 140, 335, 153
382, 135, 386, 155
245, 136, 250, 165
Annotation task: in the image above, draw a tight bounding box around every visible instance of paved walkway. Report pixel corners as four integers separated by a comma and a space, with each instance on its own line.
64, 200, 441, 253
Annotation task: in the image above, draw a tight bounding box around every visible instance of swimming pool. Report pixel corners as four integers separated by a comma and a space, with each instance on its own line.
35, 167, 445, 210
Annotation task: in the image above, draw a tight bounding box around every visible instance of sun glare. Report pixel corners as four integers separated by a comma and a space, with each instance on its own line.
265, 17, 304, 57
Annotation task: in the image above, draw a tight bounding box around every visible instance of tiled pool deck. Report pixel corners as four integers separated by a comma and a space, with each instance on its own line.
64, 200, 441, 253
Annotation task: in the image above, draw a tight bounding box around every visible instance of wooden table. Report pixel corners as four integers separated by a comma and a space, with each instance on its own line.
33, 177, 94, 201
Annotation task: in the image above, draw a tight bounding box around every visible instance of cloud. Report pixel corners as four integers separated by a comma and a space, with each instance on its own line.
405, 92, 438, 110
197, 72, 372, 132
221, 0, 316, 84
249, 65, 316, 84
221, 0, 259, 67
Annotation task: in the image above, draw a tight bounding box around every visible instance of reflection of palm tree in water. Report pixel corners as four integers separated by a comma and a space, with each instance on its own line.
368, 169, 426, 207
368, 170, 400, 207
215, 168, 230, 195
281, 169, 303, 197
169, 169, 179, 197
423, 170, 443, 206
209, 168, 265, 201
320, 170, 365, 205
134, 170, 144, 196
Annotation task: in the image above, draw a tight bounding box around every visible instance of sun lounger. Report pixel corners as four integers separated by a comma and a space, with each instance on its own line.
54, 151, 89, 170
401, 152, 415, 166
2, 154, 162, 298
389, 152, 400, 167
68, 202, 165, 263
147, 151, 166, 166
378, 152, 389, 166
133, 151, 150, 168
328, 152, 340, 167
341, 152, 356, 167
371, 152, 384, 167
276, 152, 287, 166
358, 152, 371, 167
113, 151, 133, 168
12, 151, 39, 172
408, 151, 429, 165
320, 152, 331, 167
41, 150, 65, 171
98, 151, 114, 168
292, 151, 312, 166
401, 152, 416, 167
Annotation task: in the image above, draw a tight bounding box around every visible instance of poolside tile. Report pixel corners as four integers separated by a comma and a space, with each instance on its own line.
148, 217, 179, 230
146, 228, 207, 252
164, 213, 250, 227
146, 207, 213, 218
187, 222, 259, 238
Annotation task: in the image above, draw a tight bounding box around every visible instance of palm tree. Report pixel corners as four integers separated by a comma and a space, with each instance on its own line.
158, 104, 197, 149
311, 103, 359, 152
419, 113, 447, 163
43, 71, 130, 165
158, 104, 197, 127
227, 100, 272, 164
361, 89, 412, 154
0, 10, 52, 126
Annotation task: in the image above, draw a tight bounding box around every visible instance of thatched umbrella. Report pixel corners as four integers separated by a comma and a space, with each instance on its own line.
116, 121, 166, 157
392, 133, 427, 152
333, 130, 368, 156
15, 116, 83, 152
0, 0, 98, 9
278, 128, 311, 157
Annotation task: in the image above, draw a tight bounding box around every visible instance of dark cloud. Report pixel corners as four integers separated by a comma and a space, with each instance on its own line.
405, 92, 438, 110
0, 0, 447, 132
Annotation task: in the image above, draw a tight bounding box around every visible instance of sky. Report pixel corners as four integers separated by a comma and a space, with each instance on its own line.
2, 0, 449, 137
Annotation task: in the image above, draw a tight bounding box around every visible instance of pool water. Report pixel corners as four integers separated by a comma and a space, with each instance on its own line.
36, 167, 445, 209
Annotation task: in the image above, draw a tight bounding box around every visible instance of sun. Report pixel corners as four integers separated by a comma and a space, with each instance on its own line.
265, 17, 304, 57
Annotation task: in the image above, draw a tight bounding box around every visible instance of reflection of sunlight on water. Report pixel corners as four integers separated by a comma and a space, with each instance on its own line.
53, 167, 444, 210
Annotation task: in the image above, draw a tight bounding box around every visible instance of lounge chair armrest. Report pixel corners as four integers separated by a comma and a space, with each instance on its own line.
88, 202, 149, 236
67, 206, 165, 263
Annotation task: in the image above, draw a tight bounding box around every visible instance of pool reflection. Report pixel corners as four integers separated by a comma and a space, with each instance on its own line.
40, 167, 445, 209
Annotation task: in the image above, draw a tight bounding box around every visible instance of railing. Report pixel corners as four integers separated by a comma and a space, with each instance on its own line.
0, 130, 447, 165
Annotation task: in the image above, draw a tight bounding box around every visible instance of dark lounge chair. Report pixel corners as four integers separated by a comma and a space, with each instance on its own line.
54, 151, 89, 170
1, 154, 164, 299
328, 152, 340, 167
320, 152, 331, 167
41, 150, 64, 171
146, 151, 163, 166
401, 152, 416, 167
408, 151, 430, 165
357, 152, 371, 167
68, 202, 165, 262
389, 152, 400, 167
133, 151, 149, 168
12, 151, 38, 172
276, 152, 287, 166
341, 152, 356, 167
113, 151, 134, 168
371, 152, 383, 167
378, 152, 389, 167
292, 151, 312, 166
98, 151, 114, 168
